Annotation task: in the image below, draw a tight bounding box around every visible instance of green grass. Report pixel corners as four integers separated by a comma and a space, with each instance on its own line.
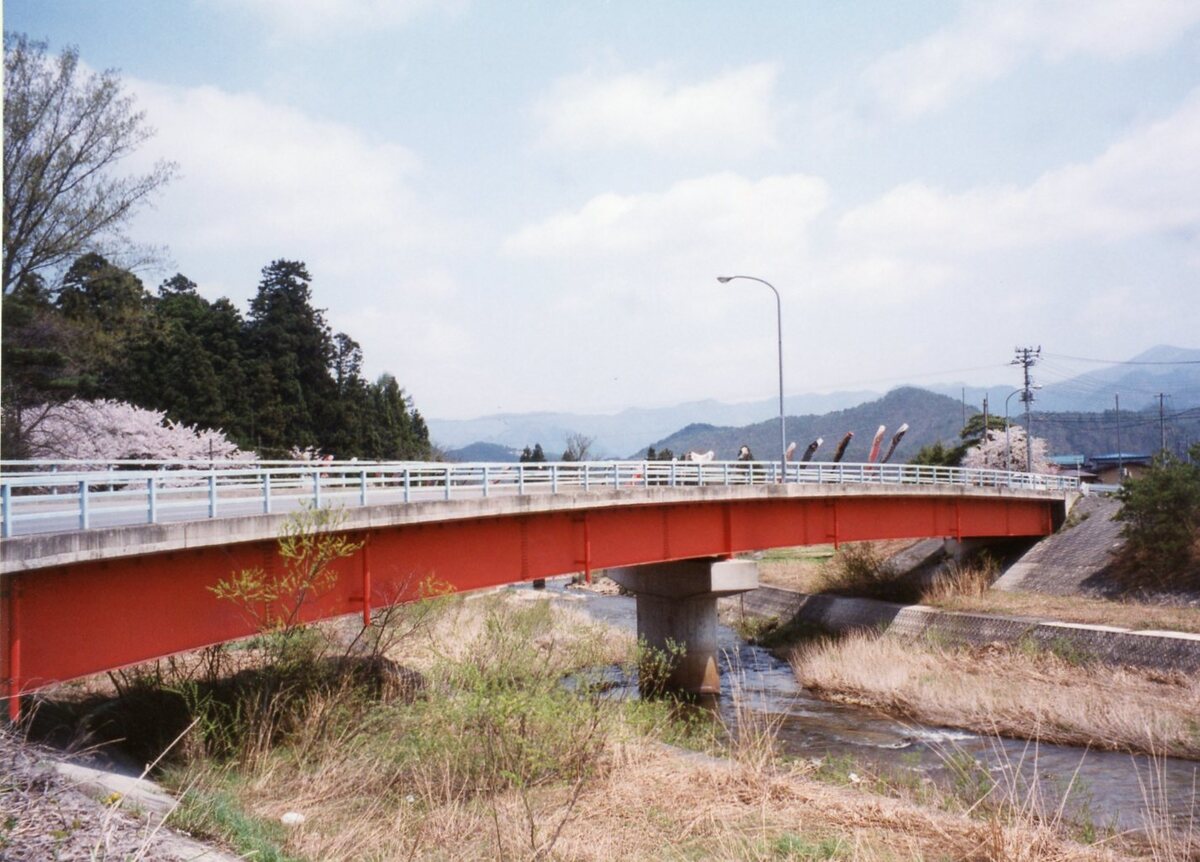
759, 545, 836, 562
769, 833, 848, 859
168, 782, 301, 862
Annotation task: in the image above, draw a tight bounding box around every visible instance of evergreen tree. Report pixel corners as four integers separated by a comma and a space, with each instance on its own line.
53, 253, 152, 397
0, 253, 431, 461
243, 260, 335, 454
362, 373, 430, 460
1115, 445, 1200, 591
119, 274, 225, 429
1, 274, 78, 456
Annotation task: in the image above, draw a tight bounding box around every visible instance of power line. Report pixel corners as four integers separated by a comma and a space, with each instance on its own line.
1043, 352, 1200, 366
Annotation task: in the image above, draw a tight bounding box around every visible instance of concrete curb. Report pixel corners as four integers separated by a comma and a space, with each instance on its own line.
738, 586, 1200, 672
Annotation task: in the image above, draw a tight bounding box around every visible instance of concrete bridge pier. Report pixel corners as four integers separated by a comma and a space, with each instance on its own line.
609, 558, 758, 697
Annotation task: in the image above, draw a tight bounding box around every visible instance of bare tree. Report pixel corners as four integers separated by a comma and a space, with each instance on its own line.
561, 433, 594, 462
2, 33, 176, 294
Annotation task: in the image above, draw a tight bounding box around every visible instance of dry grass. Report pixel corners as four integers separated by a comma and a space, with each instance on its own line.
156, 589, 1148, 861
919, 558, 1000, 605
790, 632, 1200, 760
755, 544, 838, 592
758, 541, 923, 598
224, 737, 1138, 862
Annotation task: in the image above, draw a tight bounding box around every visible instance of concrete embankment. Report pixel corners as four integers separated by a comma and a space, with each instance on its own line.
736, 586, 1200, 672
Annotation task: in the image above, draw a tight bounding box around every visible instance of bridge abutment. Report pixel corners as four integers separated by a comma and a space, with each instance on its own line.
609, 558, 758, 696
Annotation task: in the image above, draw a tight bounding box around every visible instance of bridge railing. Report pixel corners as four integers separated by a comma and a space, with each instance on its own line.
0, 460, 1078, 538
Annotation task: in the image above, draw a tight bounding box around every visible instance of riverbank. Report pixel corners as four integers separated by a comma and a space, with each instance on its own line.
10, 586, 1179, 861
791, 631, 1200, 760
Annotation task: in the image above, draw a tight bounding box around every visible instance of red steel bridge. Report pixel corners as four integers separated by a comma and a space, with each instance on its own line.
0, 459, 1079, 718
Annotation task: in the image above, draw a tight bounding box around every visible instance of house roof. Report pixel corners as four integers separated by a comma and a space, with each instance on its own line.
1089, 453, 1153, 466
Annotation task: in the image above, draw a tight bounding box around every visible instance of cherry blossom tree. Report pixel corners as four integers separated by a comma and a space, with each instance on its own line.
962, 427, 1050, 474
18, 398, 253, 462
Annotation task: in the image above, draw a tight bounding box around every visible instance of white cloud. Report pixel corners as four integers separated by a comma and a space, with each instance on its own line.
122, 78, 469, 398
128, 79, 442, 275
840, 88, 1200, 252
201, 0, 457, 37
504, 172, 828, 268
535, 64, 782, 156
861, 0, 1200, 119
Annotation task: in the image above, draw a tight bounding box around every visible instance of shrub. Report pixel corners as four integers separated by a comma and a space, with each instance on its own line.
815, 543, 916, 602
1114, 444, 1200, 592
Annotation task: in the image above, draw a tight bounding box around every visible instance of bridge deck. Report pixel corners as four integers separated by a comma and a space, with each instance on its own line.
1, 463, 1075, 720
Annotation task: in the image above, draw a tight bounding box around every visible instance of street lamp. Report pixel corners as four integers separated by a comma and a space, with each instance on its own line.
717, 275, 787, 481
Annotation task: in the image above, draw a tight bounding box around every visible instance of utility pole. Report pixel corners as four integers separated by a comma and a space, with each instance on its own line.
1158, 393, 1167, 456
1012, 346, 1041, 471
1115, 393, 1122, 479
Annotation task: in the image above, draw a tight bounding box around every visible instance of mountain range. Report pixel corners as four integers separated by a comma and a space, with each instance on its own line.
431, 345, 1200, 460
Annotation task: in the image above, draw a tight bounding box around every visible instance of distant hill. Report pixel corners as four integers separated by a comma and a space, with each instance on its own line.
1035, 345, 1200, 413
925, 345, 1200, 415
429, 345, 1199, 460
645, 387, 1200, 464
443, 442, 521, 462
645, 387, 964, 462
426, 390, 878, 458
1030, 406, 1200, 459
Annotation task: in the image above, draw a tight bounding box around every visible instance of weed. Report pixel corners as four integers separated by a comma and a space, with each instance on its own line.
814, 542, 924, 603
919, 556, 999, 604
169, 782, 300, 862
770, 832, 848, 859
1017, 635, 1094, 667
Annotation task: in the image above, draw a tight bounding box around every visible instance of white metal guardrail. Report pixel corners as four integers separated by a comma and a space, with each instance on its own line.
0, 460, 1079, 539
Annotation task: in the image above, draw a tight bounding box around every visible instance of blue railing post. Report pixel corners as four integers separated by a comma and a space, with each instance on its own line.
552, 465, 559, 493
403, 469, 411, 503
313, 471, 321, 508
643, 461, 650, 488
147, 477, 157, 524
2, 483, 12, 538
670, 461, 676, 487
518, 464, 525, 495
263, 472, 272, 514
360, 470, 368, 506
444, 466, 451, 501
208, 474, 217, 518
583, 464, 590, 492
483, 465, 490, 498
79, 480, 89, 530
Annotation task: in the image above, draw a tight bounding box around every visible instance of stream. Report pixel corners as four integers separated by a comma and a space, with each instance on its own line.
533, 579, 1199, 836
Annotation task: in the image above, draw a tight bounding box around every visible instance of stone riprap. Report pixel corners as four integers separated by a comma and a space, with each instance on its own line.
994, 494, 1124, 595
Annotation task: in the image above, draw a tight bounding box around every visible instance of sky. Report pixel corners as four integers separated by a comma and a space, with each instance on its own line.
6, 0, 1200, 420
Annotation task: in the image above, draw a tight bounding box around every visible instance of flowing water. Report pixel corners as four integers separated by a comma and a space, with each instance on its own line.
535, 579, 1199, 836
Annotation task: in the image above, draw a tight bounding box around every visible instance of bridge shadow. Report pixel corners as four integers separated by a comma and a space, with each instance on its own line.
24, 649, 422, 775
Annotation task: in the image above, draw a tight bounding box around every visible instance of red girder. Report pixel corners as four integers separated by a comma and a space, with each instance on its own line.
2, 492, 1057, 718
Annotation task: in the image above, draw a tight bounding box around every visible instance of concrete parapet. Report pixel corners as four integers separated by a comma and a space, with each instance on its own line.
738, 586, 1200, 673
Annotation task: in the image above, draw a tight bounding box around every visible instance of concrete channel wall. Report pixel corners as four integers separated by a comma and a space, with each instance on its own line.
736, 586, 1200, 673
